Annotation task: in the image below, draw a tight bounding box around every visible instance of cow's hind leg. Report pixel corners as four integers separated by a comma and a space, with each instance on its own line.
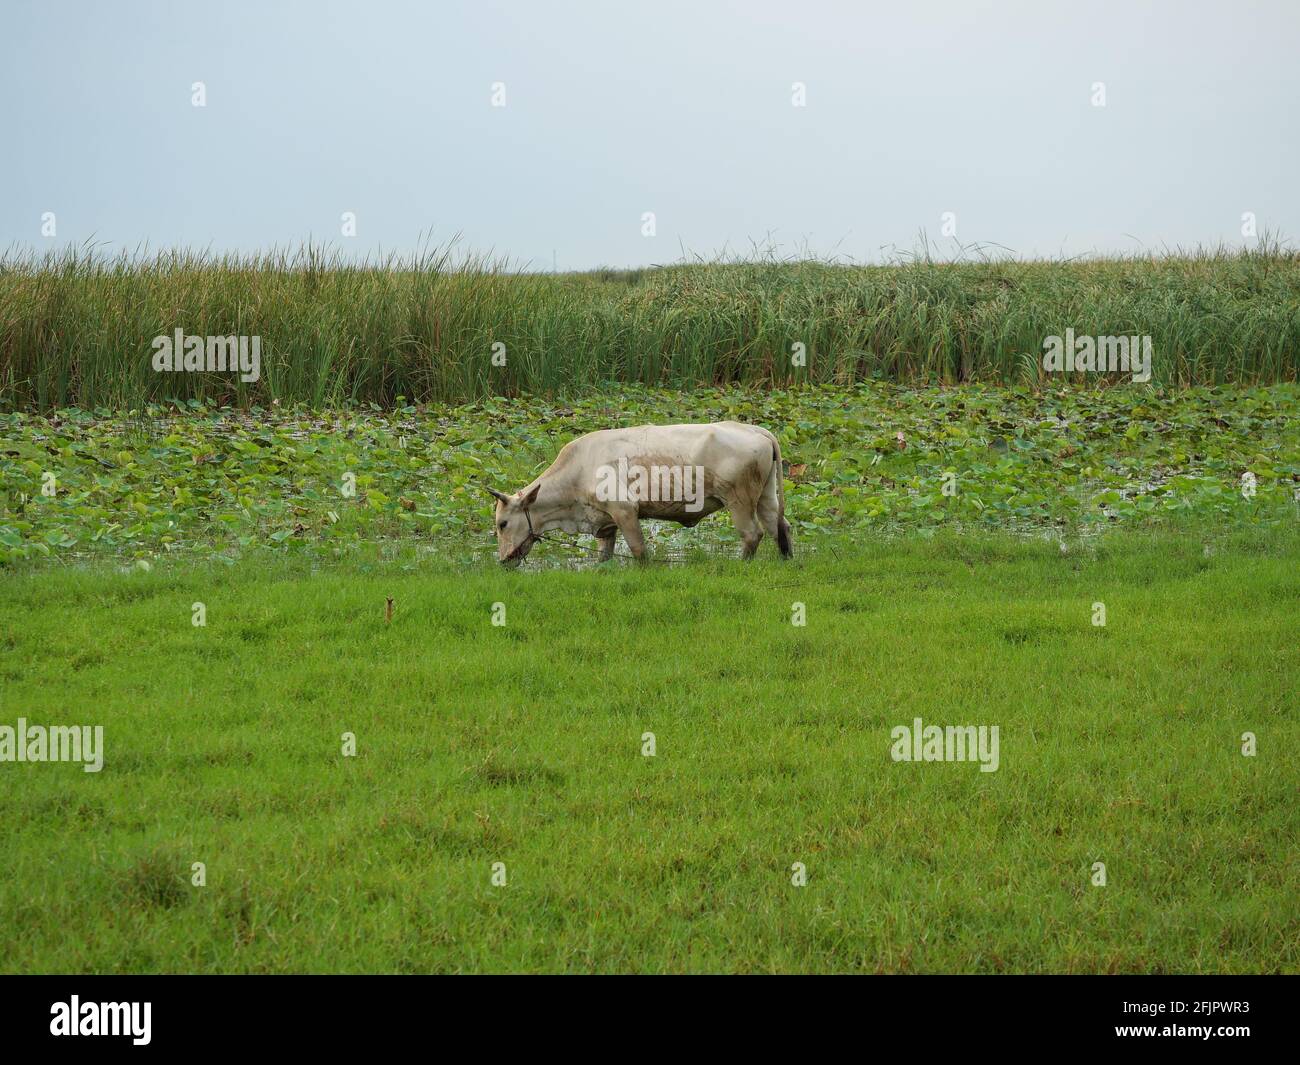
728, 502, 763, 560
757, 496, 782, 554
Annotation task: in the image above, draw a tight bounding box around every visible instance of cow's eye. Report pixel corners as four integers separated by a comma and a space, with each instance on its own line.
498, 521, 507, 529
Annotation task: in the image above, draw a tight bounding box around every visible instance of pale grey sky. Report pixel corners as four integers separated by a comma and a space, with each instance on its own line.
2, 0, 1296, 268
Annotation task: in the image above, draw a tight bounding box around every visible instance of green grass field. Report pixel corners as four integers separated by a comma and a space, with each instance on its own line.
3, 355, 1296, 972
1, 527, 1296, 973
3, 243, 1298, 410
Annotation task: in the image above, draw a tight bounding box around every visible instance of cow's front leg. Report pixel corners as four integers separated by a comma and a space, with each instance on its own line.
595, 523, 618, 562
611, 508, 647, 561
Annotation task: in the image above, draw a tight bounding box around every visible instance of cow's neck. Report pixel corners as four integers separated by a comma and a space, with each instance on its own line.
525, 475, 589, 535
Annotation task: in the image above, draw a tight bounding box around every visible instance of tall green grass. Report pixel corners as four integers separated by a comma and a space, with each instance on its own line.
1, 241, 1297, 410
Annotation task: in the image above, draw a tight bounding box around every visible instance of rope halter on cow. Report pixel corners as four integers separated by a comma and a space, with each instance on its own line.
482, 481, 555, 562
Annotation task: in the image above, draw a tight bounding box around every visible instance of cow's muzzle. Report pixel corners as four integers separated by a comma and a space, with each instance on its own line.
500, 535, 536, 567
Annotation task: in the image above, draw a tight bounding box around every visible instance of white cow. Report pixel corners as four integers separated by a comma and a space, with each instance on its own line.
485, 422, 793, 566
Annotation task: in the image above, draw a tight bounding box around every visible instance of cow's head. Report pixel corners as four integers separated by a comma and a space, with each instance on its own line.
485, 483, 542, 567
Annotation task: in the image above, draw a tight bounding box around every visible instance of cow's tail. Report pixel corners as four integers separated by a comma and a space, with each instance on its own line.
764, 431, 794, 559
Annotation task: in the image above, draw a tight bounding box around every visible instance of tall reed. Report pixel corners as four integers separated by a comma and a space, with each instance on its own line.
1, 240, 1295, 410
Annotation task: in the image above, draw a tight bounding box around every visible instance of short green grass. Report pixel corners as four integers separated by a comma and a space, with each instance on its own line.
1, 527, 1296, 973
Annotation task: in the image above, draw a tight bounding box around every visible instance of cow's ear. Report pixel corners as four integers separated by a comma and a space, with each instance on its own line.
520, 483, 541, 508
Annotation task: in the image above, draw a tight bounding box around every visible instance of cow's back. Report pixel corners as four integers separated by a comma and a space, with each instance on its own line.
573, 422, 768, 470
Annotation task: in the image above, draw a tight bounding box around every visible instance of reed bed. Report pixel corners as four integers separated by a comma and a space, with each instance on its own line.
1, 241, 1296, 410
